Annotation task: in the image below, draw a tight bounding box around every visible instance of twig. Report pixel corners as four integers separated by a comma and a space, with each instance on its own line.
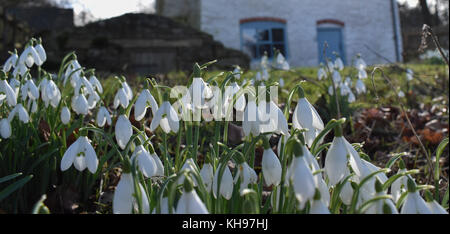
370, 67, 434, 184
420, 24, 449, 67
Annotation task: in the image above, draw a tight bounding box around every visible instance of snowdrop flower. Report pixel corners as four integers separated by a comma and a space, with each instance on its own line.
261, 145, 282, 187
150, 101, 179, 134
178, 158, 199, 186
275, 53, 290, 70
223, 82, 246, 114
234, 162, 257, 194
391, 161, 413, 202
262, 68, 269, 81
60, 106, 71, 124
288, 149, 316, 209
233, 67, 241, 79
71, 93, 89, 115
113, 173, 150, 214
324, 135, 365, 186
400, 179, 431, 214
426, 200, 448, 214
279, 78, 285, 87
19, 44, 42, 67
96, 106, 111, 127
89, 75, 103, 94
358, 68, 368, 79
87, 91, 100, 109
34, 41, 47, 64
364, 180, 398, 214
9, 78, 20, 97
258, 100, 289, 135
309, 190, 331, 214
255, 72, 262, 81
151, 151, 164, 177
60, 136, 98, 173
339, 82, 351, 96
115, 115, 133, 150
0, 118, 11, 139
63, 59, 82, 87
21, 79, 39, 101
242, 101, 261, 137
347, 91, 356, 103
0, 79, 17, 107
332, 70, 341, 84
355, 79, 366, 94
406, 69, 414, 81
12, 63, 28, 78
317, 66, 327, 81
355, 55, 367, 70
200, 163, 214, 192
187, 77, 214, 111
130, 145, 157, 178
2, 52, 18, 73
113, 80, 133, 109
176, 178, 209, 214
326, 61, 334, 72
212, 163, 234, 200
8, 104, 29, 123
134, 89, 158, 121
292, 87, 324, 147
334, 57, 344, 71
27, 99, 38, 114
398, 90, 405, 98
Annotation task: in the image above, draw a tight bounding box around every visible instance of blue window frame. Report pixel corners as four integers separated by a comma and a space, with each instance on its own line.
317, 27, 346, 65
240, 21, 288, 61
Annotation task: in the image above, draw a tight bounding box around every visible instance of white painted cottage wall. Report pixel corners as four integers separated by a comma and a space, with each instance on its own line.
200, 0, 401, 67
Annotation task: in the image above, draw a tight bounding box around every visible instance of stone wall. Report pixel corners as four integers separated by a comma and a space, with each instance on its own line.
199, 0, 402, 67
52, 13, 249, 75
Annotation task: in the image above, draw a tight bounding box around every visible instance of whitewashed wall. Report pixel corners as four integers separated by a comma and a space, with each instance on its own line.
200, 0, 402, 67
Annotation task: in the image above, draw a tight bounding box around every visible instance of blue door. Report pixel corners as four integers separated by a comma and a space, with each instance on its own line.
317, 28, 345, 65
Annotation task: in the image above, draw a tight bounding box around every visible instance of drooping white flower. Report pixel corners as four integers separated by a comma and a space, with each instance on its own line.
275, 53, 290, 70
317, 66, 327, 81
151, 152, 164, 176
2, 53, 18, 73
45, 79, 61, 108
426, 200, 448, 214
9, 78, 20, 97
176, 188, 209, 214
113, 87, 130, 109
233, 67, 241, 79
309, 190, 331, 214
60, 136, 98, 173
71, 93, 89, 115
96, 106, 112, 127
279, 78, 285, 87
355, 79, 366, 94
332, 70, 341, 84
60, 106, 71, 125
0, 118, 11, 139
150, 101, 179, 134
262, 148, 282, 187
358, 68, 368, 79
234, 162, 257, 194
292, 97, 324, 147
391, 167, 414, 202
113, 173, 150, 214
401, 191, 432, 214
8, 103, 29, 123
19, 45, 42, 67
21, 79, 40, 101
134, 89, 158, 121
34, 43, 47, 64
130, 145, 157, 178
242, 101, 261, 137
115, 115, 133, 150
324, 136, 365, 186
288, 154, 316, 209
0, 79, 17, 107
262, 68, 269, 80
178, 158, 199, 186
89, 75, 103, 94
258, 100, 289, 135
398, 90, 405, 98
12, 62, 28, 78
87, 91, 100, 109
334, 57, 344, 71
212, 163, 234, 200
355, 56, 367, 70
347, 91, 356, 103
406, 69, 414, 81
63, 59, 82, 87
223, 82, 246, 114
187, 77, 214, 111
200, 163, 214, 192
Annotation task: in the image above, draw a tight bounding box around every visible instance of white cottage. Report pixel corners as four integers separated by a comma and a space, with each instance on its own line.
156, 0, 403, 67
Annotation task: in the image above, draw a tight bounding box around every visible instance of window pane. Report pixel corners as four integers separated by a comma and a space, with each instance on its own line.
243, 43, 257, 58
273, 43, 286, 56
242, 28, 258, 44
257, 29, 270, 41
258, 44, 273, 58
272, 28, 284, 42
